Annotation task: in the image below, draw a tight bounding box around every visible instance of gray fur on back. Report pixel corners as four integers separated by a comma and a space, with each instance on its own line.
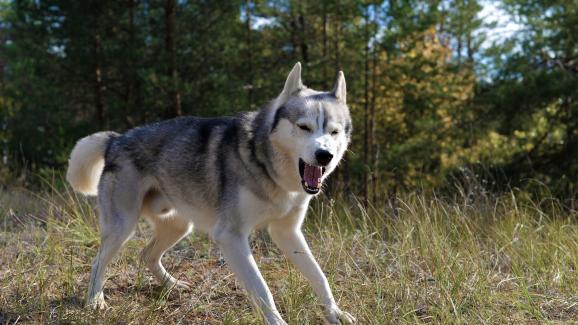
104, 109, 277, 208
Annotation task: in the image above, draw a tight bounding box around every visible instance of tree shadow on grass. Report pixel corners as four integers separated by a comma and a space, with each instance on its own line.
49, 295, 84, 309
0, 310, 17, 325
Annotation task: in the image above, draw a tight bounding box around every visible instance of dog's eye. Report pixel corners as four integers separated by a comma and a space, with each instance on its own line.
298, 124, 312, 132
331, 130, 339, 136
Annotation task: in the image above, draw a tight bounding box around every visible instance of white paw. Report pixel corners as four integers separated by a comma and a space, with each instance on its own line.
264, 315, 287, 325
86, 292, 107, 310
325, 306, 356, 324
161, 276, 192, 290
170, 279, 192, 290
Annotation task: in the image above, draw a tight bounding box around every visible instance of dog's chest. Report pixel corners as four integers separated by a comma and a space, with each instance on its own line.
270, 191, 306, 217
238, 187, 308, 225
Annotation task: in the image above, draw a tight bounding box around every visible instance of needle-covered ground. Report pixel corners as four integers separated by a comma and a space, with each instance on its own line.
1, 184, 577, 324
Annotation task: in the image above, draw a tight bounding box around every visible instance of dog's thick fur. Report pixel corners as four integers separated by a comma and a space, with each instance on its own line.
67, 63, 354, 324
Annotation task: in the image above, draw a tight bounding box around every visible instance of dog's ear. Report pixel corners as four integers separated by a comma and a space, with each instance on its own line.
278, 62, 303, 102
332, 71, 346, 104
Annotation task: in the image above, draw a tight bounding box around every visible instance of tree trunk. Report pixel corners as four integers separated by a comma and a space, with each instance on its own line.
125, 0, 136, 127
334, 0, 347, 195
363, 5, 370, 207
246, 0, 254, 109
322, 1, 328, 87
334, 0, 341, 72
320, 1, 335, 197
93, 33, 105, 130
456, 20, 463, 65
165, 0, 181, 117
297, 0, 308, 63
466, 31, 474, 62
371, 39, 378, 204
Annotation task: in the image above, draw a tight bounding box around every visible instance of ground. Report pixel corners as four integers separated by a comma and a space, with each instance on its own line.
0, 185, 577, 324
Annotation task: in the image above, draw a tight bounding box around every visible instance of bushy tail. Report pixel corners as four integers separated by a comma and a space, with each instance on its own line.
66, 131, 118, 196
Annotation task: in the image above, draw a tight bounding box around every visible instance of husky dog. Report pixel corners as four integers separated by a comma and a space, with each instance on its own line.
66, 63, 355, 324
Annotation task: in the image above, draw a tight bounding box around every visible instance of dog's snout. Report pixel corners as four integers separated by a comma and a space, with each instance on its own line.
315, 149, 333, 166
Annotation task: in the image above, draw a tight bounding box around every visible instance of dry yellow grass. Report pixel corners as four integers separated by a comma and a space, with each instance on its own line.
0, 183, 577, 324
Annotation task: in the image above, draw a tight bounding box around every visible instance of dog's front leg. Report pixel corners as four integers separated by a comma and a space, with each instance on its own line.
213, 225, 286, 325
269, 212, 356, 324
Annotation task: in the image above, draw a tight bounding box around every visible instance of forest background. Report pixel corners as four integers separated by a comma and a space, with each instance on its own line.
1, 0, 577, 204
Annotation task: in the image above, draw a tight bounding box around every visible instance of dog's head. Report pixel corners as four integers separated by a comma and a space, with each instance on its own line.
269, 63, 351, 195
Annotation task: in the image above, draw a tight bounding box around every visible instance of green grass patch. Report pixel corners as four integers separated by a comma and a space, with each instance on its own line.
0, 185, 577, 324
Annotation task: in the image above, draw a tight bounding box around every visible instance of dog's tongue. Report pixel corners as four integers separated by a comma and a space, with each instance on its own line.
304, 164, 322, 188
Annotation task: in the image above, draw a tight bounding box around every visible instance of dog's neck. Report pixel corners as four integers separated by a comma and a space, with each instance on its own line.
248, 104, 307, 198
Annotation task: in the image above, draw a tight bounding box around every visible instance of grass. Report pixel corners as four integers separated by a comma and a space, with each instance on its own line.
0, 182, 577, 324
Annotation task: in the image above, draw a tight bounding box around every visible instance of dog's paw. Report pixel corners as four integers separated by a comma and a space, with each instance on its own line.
264, 312, 288, 325
162, 278, 192, 290
173, 280, 192, 290
325, 306, 356, 324
86, 292, 108, 310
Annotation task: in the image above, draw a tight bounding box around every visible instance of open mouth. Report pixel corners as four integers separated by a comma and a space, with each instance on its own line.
299, 158, 326, 194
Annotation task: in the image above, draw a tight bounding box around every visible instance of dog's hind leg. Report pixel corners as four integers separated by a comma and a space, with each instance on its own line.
141, 215, 192, 289
86, 170, 142, 310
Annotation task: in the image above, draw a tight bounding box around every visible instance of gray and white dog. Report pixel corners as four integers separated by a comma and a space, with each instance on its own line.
66, 63, 355, 324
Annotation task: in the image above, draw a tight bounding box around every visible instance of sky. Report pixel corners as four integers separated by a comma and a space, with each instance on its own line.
478, 0, 523, 50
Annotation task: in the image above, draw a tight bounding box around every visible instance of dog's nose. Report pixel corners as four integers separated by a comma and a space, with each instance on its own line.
315, 149, 333, 166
